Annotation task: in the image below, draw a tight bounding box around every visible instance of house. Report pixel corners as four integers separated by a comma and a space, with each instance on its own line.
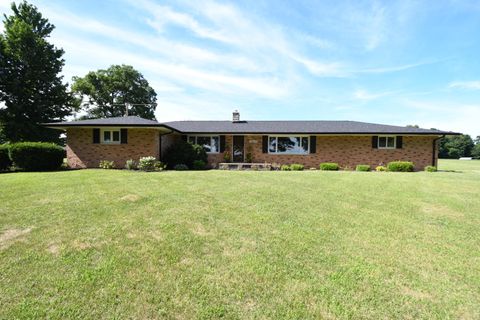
45, 111, 459, 170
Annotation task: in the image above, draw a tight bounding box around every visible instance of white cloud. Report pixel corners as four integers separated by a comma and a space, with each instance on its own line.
128, 0, 345, 78
53, 34, 289, 99
353, 89, 394, 101
448, 81, 480, 90
357, 61, 436, 74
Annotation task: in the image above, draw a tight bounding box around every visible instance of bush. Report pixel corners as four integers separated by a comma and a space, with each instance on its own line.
290, 164, 304, 171
138, 156, 165, 171
125, 159, 137, 170
163, 140, 208, 169
356, 164, 370, 172
424, 165, 437, 172
99, 160, 115, 169
387, 161, 414, 172
375, 165, 386, 172
319, 162, 339, 171
193, 160, 206, 170
0, 144, 12, 171
280, 164, 291, 171
9, 142, 65, 171
174, 164, 188, 171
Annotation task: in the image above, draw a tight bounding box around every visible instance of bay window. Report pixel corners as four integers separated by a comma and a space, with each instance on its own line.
268, 136, 309, 154
188, 135, 220, 153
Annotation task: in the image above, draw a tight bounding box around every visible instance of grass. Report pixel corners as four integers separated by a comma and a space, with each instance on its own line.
0, 160, 479, 319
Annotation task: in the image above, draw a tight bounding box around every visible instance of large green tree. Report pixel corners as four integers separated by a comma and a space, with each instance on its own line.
0, 1, 77, 142
71, 65, 157, 120
472, 136, 480, 159
439, 134, 474, 159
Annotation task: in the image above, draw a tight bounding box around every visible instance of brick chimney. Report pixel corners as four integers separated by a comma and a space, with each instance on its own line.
232, 110, 240, 122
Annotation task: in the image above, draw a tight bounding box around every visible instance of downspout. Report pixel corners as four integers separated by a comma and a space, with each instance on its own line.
432, 135, 445, 167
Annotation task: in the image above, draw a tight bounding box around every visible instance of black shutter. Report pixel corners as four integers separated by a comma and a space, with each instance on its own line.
310, 136, 316, 153
93, 128, 100, 144
262, 136, 268, 153
396, 136, 403, 149
181, 135, 187, 142
372, 136, 378, 149
120, 129, 128, 144
220, 135, 226, 152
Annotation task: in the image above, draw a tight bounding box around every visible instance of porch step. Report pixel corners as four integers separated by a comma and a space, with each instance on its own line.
218, 162, 272, 171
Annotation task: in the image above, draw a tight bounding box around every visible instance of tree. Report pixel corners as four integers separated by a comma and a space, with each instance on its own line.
439, 135, 474, 159
72, 65, 157, 120
472, 136, 480, 159
0, 1, 77, 142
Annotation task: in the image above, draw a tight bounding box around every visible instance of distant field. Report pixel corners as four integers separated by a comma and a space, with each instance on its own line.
0, 160, 479, 319
438, 158, 480, 172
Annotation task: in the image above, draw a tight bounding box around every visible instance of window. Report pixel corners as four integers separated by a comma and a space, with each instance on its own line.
378, 136, 396, 149
101, 129, 120, 144
188, 135, 220, 153
268, 136, 309, 154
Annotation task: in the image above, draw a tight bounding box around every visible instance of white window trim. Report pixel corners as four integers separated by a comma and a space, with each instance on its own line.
378, 135, 396, 149
187, 135, 220, 154
101, 128, 121, 145
268, 135, 310, 155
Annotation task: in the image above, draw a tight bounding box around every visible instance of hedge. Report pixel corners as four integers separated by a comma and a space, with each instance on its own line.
320, 162, 339, 171
289, 164, 304, 171
387, 161, 414, 172
9, 142, 65, 171
0, 144, 12, 171
162, 140, 207, 169
356, 164, 370, 172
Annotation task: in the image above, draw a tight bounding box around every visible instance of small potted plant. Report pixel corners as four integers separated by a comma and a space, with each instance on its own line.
223, 151, 231, 163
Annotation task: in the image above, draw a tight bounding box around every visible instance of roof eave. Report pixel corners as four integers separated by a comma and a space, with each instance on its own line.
175, 131, 460, 135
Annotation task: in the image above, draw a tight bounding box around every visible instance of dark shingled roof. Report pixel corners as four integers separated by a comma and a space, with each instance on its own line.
162, 120, 459, 135
44, 116, 459, 135
44, 116, 159, 127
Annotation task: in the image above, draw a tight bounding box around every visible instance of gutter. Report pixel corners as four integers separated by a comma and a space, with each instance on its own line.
432, 135, 445, 167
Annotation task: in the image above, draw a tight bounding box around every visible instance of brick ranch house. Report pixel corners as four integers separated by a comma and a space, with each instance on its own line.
45, 111, 459, 170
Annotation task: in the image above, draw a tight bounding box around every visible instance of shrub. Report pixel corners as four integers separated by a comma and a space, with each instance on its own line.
193, 160, 206, 170
375, 165, 386, 172
125, 159, 137, 170
424, 165, 437, 172
9, 142, 65, 171
319, 162, 339, 171
356, 164, 370, 172
0, 144, 12, 171
138, 156, 165, 171
174, 164, 188, 171
387, 161, 414, 172
163, 140, 207, 169
290, 164, 304, 171
280, 164, 291, 171
99, 160, 115, 169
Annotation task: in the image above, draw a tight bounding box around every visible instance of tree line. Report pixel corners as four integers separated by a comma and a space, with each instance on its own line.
439, 135, 480, 159
0, 1, 157, 144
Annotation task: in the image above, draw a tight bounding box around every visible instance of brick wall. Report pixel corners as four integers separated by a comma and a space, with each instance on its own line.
206, 135, 437, 171
66, 128, 159, 168
68, 130, 438, 170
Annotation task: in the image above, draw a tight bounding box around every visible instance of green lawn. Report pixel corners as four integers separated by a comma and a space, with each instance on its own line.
1, 160, 479, 319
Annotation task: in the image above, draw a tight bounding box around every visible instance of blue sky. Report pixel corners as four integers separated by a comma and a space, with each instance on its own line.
1, 0, 479, 136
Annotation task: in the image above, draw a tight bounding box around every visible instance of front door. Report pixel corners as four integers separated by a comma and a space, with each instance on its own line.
233, 136, 244, 162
